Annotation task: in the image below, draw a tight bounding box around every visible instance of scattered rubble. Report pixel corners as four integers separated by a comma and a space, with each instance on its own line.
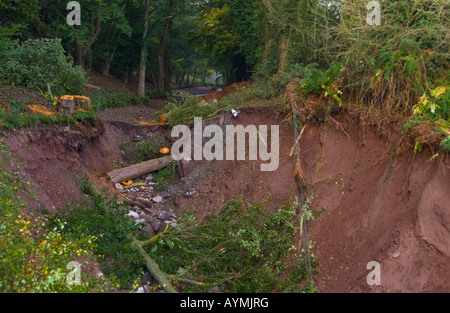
117, 174, 178, 236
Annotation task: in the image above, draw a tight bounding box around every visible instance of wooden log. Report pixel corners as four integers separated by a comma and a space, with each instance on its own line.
107, 155, 173, 183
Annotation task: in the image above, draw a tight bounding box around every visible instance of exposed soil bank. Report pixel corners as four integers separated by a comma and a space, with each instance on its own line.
165, 106, 300, 222
7, 105, 449, 292
7, 119, 171, 213
300, 112, 450, 292
157, 106, 450, 293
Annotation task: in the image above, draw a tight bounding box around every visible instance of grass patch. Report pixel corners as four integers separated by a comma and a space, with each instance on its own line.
87, 89, 150, 111
218, 78, 284, 110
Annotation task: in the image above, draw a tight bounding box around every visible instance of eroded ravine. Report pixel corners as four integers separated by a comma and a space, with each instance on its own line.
7, 106, 450, 292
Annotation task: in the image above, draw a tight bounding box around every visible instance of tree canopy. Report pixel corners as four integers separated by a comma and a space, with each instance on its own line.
0, 0, 448, 104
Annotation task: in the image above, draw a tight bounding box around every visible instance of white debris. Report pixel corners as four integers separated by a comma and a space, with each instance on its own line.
114, 183, 124, 193
127, 211, 139, 219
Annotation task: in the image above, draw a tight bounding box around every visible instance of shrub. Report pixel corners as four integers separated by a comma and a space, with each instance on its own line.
120, 133, 170, 164
296, 62, 343, 106
156, 94, 219, 126
326, 0, 449, 115
218, 77, 284, 109
413, 86, 449, 122
0, 25, 17, 74
2, 38, 86, 99
407, 86, 450, 152
154, 161, 177, 191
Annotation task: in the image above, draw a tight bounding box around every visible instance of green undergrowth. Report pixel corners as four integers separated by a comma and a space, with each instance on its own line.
120, 133, 171, 165
49, 187, 143, 290
218, 78, 284, 109
0, 99, 97, 131
50, 173, 317, 292
154, 161, 177, 191
403, 85, 450, 152
87, 88, 153, 111
156, 94, 222, 127
0, 138, 115, 292
149, 199, 317, 293
155, 78, 285, 127
0, 72, 163, 131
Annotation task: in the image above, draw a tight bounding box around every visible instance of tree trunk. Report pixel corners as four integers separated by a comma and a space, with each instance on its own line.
157, 0, 174, 92
175, 71, 181, 86
191, 64, 197, 86
278, 28, 291, 73
138, 0, 151, 98
129, 236, 177, 293
164, 44, 172, 90
107, 155, 174, 183
157, 44, 165, 92
201, 68, 206, 85
124, 66, 129, 85
58, 96, 75, 116
179, 72, 185, 86
150, 69, 157, 87
75, 16, 101, 69
74, 39, 84, 68
102, 35, 120, 78
138, 46, 148, 98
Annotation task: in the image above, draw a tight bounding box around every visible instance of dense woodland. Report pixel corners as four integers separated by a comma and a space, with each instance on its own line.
1, 0, 447, 110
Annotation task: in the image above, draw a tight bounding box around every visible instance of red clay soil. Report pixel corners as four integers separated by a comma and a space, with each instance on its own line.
299, 113, 450, 292
164, 105, 450, 292
7, 119, 171, 212
169, 106, 300, 222
6, 103, 450, 293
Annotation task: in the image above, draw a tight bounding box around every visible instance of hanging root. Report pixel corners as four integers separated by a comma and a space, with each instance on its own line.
295, 161, 307, 189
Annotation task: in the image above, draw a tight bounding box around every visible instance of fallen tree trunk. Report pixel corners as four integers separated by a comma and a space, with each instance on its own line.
108, 155, 174, 183
129, 235, 177, 293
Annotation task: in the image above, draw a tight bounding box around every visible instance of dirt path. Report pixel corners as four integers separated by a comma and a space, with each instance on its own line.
97, 99, 166, 125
